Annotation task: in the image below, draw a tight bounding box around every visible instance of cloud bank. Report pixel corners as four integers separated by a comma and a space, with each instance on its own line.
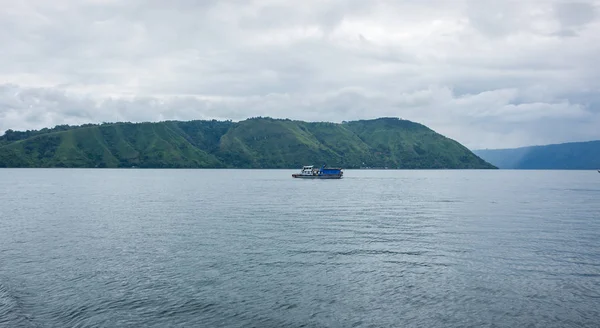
1, 0, 599, 148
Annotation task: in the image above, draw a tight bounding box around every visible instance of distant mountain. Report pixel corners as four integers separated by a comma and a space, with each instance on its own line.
0, 117, 496, 169
473, 140, 600, 169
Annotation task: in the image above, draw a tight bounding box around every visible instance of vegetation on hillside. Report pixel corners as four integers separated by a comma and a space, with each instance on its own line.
0, 117, 496, 169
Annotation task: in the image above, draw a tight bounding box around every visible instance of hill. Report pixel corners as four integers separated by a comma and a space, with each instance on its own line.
473, 140, 600, 169
0, 117, 496, 169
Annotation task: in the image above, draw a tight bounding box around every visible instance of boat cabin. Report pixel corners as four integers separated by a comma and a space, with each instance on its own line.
300, 165, 315, 175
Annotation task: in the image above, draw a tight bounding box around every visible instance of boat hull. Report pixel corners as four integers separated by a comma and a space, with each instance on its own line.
292, 174, 342, 179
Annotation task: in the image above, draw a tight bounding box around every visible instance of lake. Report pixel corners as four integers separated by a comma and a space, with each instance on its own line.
0, 169, 599, 327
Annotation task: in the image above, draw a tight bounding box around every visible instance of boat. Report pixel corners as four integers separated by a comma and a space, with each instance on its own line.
292, 165, 343, 179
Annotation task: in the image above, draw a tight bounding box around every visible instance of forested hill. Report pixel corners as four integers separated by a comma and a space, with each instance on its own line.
0, 117, 496, 169
473, 140, 600, 169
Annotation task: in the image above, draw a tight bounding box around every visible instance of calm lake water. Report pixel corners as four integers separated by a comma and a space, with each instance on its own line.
0, 169, 599, 327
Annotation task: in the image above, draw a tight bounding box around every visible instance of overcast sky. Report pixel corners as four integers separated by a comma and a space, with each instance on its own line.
1, 0, 599, 149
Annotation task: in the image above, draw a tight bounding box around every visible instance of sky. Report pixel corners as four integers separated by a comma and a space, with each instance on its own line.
1, 0, 599, 149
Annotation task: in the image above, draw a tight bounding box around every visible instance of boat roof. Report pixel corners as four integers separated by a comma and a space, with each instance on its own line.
301, 165, 343, 169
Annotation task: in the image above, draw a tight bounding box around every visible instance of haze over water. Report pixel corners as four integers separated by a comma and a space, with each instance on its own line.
1, 169, 599, 327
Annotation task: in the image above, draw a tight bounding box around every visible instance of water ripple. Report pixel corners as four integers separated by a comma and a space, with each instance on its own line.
0, 169, 599, 327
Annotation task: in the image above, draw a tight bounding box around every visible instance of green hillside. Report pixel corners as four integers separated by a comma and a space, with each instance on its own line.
473, 140, 600, 169
0, 117, 496, 169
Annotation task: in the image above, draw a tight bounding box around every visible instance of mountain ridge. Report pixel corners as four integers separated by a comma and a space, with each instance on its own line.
473, 140, 600, 169
0, 117, 496, 169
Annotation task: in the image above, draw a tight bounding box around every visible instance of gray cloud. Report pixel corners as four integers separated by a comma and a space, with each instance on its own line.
554, 1, 597, 35
1, 0, 599, 149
